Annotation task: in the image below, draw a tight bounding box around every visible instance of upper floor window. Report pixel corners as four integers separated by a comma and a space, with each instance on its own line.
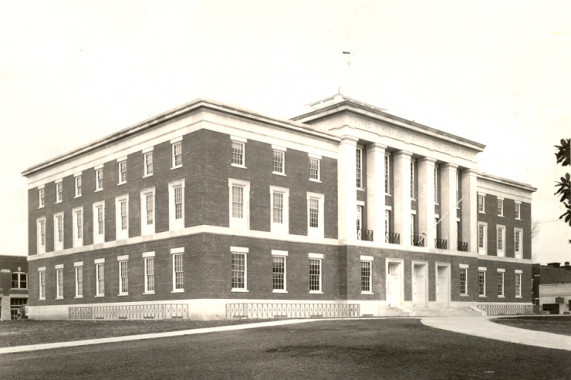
307, 192, 324, 238
73, 208, 83, 248
169, 180, 184, 231
95, 166, 104, 191
272, 147, 286, 175
93, 202, 105, 244
456, 171, 461, 207
118, 159, 127, 185
141, 188, 155, 236
115, 195, 129, 240
270, 186, 289, 234
514, 228, 523, 259
410, 159, 416, 199
74, 174, 82, 197
231, 137, 246, 167
38, 187, 45, 208
434, 165, 439, 204
497, 225, 505, 257
309, 154, 321, 182
229, 179, 250, 230
477, 222, 487, 255
356, 205, 363, 235
55, 180, 63, 203
11, 272, 27, 289
515, 202, 521, 220
54, 213, 64, 251
143, 149, 153, 177
478, 193, 485, 213
385, 154, 391, 194
497, 198, 504, 216
356, 147, 363, 189
37, 217, 46, 254
171, 138, 182, 169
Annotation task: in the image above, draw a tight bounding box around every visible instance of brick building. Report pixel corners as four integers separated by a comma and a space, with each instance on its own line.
532, 262, 571, 313
22, 94, 536, 320
0, 255, 28, 320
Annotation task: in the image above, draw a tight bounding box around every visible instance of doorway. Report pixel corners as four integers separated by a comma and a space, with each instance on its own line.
413, 263, 428, 308
386, 261, 403, 307
436, 264, 450, 308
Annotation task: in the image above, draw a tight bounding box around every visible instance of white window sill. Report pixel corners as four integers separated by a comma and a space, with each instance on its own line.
38, 206, 44, 209
56, 200, 62, 204
144, 291, 155, 295
118, 182, 126, 186
118, 293, 129, 297
231, 288, 249, 293
515, 296, 523, 299
231, 163, 247, 169
273, 172, 286, 176
515, 218, 521, 221
56, 297, 64, 300
143, 173, 153, 178
171, 165, 182, 170
309, 291, 323, 294
498, 295, 505, 298
498, 215, 503, 217
309, 178, 321, 183
357, 187, 365, 191
39, 298, 46, 301
95, 188, 103, 192
272, 290, 288, 294
74, 195, 81, 198
460, 294, 469, 297
361, 291, 374, 295
171, 289, 185, 293
74, 295, 83, 299
385, 193, 392, 196
479, 295, 487, 298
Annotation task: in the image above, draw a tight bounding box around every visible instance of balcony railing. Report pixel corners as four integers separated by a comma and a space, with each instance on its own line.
412, 234, 425, 247
457, 241, 469, 252
435, 238, 448, 249
386, 232, 400, 244
357, 229, 374, 241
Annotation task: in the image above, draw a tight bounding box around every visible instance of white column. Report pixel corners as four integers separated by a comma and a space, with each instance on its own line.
461, 169, 478, 253
393, 151, 412, 246
338, 135, 359, 242
440, 163, 458, 250
418, 157, 436, 249
366, 143, 387, 243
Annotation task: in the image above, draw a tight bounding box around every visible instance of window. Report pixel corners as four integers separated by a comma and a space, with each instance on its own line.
385, 154, 391, 194
168, 180, 184, 231
171, 139, 182, 169
272, 250, 287, 292
497, 198, 504, 216
497, 270, 505, 297
515, 202, 521, 220
118, 256, 129, 295
54, 213, 64, 251
309, 155, 321, 181
231, 247, 248, 291
38, 187, 45, 208
356, 147, 363, 189
231, 137, 246, 167
74, 174, 82, 197
56, 180, 62, 203
172, 248, 184, 292
456, 172, 461, 207
272, 147, 285, 175
477, 222, 487, 254
410, 159, 416, 199
95, 166, 103, 191
143, 252, 155, 294
118, 159, 127, 184
460, 265, 468, 296
497, 225, 505, 256
270, 186, 289, 234
514, 228, 523, 259
385, 209, 391, 240
229, 179, 250, 230
75, 263, 83, 298
515, 270, 522, 297
478, 193, 485, 213
116, 196, 129, 240
143, 150, 153, 177
93, 202, 105, 244
11, 272, 27, 289
56, 266, 64, 299
361, 256, 373, 293
410, 213, 416, 241
141, 188, 155, 236
95, 259, 105, 296
434, 165, 439, 204
73, 208, 83, 247
356, 205, 363, 237
307, 192, 324, 238
478, 268, 486, 296
38, 269, 46, 300
37, 217, 46, 254
309, 254, 323, 293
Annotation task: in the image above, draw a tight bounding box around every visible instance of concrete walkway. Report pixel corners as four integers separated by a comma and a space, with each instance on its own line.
421, 316, 571, 351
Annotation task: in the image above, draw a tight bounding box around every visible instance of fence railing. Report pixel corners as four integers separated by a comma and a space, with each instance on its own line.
226, 303, 360, 319
386, 232, 400, 244
357, 229, 374, 241
477, 304, 539, 316
457, 241, 469, 252
412, 234, 425, 247
436, 238, 448, 249
69, 304, 189, 320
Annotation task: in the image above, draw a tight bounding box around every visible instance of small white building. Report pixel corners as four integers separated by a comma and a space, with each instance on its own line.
539, 283, 571, 314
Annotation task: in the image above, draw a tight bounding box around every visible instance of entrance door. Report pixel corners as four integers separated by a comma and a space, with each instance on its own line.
436, 265, 449, 307
387, 262, 402, 306
413, 264, 427, 308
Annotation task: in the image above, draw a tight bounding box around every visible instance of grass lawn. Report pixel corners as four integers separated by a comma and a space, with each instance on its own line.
493, 315, 571, 336
0, 318, 255, 348
1, 319, 569, 379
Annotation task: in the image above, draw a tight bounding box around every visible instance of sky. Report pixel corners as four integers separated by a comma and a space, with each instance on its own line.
1, 0, 569, 263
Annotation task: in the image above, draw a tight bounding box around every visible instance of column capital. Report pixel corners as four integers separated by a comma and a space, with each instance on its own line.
443, 163, 459, 170
394, 150, 413, 159
368, 142, 388, 151
420, 157, 437, 165
339, 135, 359, 144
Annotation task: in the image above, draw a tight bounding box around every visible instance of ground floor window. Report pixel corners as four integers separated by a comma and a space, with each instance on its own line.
478, 269, 486, 296
232, 251, 247, 291
309, 255, 322, 293
119, 260, 129, 295
497, 270, 505, 297
10, 298, 27, 320
515, 271, 522, 298
460, 267, 468, 295
272, 255, 286, 291
361, 261, 372, 293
